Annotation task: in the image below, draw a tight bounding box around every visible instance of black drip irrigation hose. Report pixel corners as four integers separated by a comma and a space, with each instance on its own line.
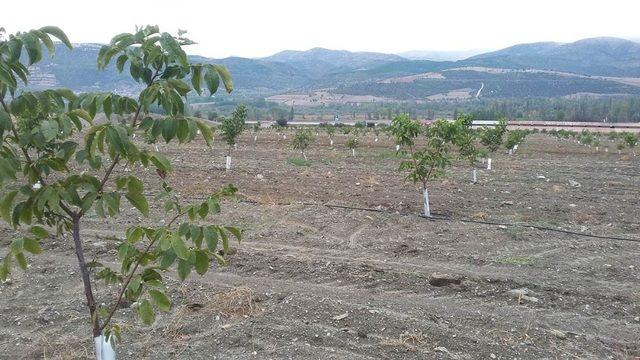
237, 199, 640, 244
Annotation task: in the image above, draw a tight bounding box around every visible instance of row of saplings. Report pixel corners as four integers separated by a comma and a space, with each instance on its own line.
215, 110, 528, 217
547, 129, 638, 155
385, 115, 525, 217
234, 114, 525, 215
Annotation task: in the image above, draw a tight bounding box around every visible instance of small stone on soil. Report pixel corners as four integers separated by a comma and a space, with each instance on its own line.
429, 273, 462, 287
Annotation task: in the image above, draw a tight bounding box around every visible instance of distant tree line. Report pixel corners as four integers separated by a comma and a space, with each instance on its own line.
290, 96, 640, 123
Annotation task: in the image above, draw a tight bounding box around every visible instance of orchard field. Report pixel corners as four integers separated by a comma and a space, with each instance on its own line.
1, 130, 639, 359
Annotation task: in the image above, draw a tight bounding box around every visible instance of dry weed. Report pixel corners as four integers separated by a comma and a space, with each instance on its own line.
381, 330, 426, 351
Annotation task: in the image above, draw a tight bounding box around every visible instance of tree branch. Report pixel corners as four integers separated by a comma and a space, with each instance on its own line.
98, 235, 158, 333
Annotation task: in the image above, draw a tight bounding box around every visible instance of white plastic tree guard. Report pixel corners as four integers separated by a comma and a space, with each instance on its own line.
422, 188, 431, 217
94, 335, 116, 360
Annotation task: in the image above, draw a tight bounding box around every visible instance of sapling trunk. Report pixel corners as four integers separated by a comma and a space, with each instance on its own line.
72, 217, 100, 337
72, 217, 113, 359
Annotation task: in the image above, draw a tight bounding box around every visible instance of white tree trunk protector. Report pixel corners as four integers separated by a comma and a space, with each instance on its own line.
472, 169, 477, 184
352, 149, 355, 157
94, 335, 116, 360
508, 149, 513, 155
254, 135, 257, 142
514, 144, 518, 151
225, 156, 231, 170
487, 158, 492, 170
395, 144, 400, 151
422, 188, 431, 217
154, 145, 159, 152
330, 139, 333, 146
374, 138, 378, 142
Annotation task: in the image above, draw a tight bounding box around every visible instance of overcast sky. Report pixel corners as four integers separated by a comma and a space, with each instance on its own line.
3, 0, 639, 58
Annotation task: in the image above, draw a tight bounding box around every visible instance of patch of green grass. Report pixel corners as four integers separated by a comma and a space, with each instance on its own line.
286, 157, 311, 167
375, 149, 402, 159
505, 225, 527, 241
499, 255, 540, 266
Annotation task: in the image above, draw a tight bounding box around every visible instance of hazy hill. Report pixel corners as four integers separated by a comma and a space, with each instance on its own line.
398, 49, 486, 61
467, 37, 640, 76
22, 38, 640, 101
262, 47, 405, 77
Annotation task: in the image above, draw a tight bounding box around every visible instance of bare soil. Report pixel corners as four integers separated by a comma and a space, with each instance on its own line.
1, 132, 639, 359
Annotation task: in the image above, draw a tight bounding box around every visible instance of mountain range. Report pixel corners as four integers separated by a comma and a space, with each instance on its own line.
24, 37, 640, 104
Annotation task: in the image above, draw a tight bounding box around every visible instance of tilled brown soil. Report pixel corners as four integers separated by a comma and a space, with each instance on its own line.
0, 132, 639, 359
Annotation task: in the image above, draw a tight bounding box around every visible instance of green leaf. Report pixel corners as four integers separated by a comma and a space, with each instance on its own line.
161, 119, 178, 143
160, 33, 188, 68
40, 26, 72, 49
125, 193, 149, 217
171, 235, 189, 260
40, 120, 59, 141
0, 254, 11, 281
129, 275, 142, 293
159, 249, 176, 269
15, 252, 27, 270
126, 227, 144, 244
23, 238, 42, 254
30, 226, 48, 239
177, 258, 191, 280
0, 191, 18, 223
194, 250, 209, 275
225, 226, 243, 243
204, 68, 220, 95
203, 226, 218, 252
127, 177, 144, 194
11, 238, 24, 254
191, 65, 203, 95
196, 121, 214, 147
137, 299, 154, 325
176, 119, 189, 143
213, 65, 234, 93
150, 153, 172, 171
149, 289, 171, 311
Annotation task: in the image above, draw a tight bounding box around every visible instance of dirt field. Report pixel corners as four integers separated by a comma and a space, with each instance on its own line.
1, 132, 639, 359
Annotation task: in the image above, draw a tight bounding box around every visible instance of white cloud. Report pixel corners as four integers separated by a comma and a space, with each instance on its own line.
3, 0, 639, 58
